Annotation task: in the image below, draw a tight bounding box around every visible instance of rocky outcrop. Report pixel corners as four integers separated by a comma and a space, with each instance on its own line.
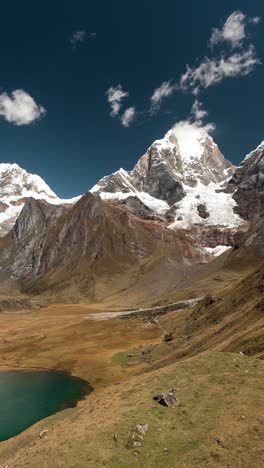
197, 204, 210, 219
118, 196, 154, 217
227, 142, 264, 219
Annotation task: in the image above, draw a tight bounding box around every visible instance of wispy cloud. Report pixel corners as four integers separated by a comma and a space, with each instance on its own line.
150, 81, 176, 113
70, 30, 96, 49
179, 46, 260, 94
210, 11, 247, 49
106, 85, 129, 116
121, 107, 136, 127
0, 90, 45, 126
191, 99, 208, 122
70, 30, 86, 48
152, 11, 260, 98
107, 11, 261, 127
250, 16, 261, 25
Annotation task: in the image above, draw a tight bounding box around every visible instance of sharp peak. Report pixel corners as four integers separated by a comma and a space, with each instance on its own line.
243, 140, 264, 163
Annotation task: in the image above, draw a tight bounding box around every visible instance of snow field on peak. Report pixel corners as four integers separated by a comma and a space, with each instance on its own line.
169, 183, 243, 229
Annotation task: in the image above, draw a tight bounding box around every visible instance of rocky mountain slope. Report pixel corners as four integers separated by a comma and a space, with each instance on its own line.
0, 194, 206, 303
227, 141, 264, 219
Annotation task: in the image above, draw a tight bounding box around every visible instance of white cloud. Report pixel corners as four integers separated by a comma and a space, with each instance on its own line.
120, 107, 136, 127
0, 90, 46, 126
150, 81, 176, 112
210, 11, 261, 49
106, 84, 129, 116
180, 46, 260, 94
191, 99, 208, 122
172, 120, 215, 158
70, 30, 87, 48
171, 100, 215, 157
250, 17, 261, 25
210, 11, 246, 48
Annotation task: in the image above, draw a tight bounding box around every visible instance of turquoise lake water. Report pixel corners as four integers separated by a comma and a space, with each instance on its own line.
0, 370, 90, 441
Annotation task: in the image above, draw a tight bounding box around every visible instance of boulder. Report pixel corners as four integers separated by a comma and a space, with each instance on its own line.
153, 392, 178, 407
134, 424, 149, 435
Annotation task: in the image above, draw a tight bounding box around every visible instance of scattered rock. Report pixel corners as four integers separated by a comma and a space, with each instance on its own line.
127, 353, 134, 358
113, 434, 118, 445
132, 451, 139, 457
163, 448, 169, 455
39, 429, 48, 439
154, 392, 178, 407
214, 437, 224, 446
134, 424, 149, 435
170, 387, 178, 393
240, 415, 246, 420
132, 441, 142, 448
127, 432, 144, 449
163, 333, 173, 343
239, 351, 244, 355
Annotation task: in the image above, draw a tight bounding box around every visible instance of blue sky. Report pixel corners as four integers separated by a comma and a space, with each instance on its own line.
0, 0, 263, 197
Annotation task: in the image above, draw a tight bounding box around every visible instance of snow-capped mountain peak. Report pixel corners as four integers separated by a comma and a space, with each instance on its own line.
0, 163, 57, 202
91, 124, 239, 228
0, 162, 79, 237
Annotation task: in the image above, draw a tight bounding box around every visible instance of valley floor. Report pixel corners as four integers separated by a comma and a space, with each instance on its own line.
0, 260, 263, 467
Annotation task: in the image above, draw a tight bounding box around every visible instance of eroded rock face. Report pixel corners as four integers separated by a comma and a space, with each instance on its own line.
118, 196, 154, 217
227, 142, 264, 219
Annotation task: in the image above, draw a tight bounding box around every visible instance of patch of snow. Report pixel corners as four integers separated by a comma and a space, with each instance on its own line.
90, 184, 101, 193
96, 190, 169, 214
205, 245, 231, 256
0, 204, 23, 225
169, 182, 243, 229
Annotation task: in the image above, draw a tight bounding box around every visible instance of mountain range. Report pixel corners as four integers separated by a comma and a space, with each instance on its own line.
0, 124, 263, 303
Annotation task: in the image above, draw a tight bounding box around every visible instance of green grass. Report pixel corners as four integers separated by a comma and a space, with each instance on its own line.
111, 349, 140, 367
92, 352, 264, 467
